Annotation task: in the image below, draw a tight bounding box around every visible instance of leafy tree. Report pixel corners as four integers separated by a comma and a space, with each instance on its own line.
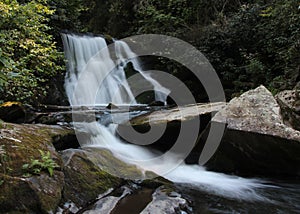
177, 0, 300, 97
0, 0, 63, 104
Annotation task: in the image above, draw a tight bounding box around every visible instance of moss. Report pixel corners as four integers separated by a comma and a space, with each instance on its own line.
62, 150, 122, 206
0, 173, 63, 213
0, 123, 74, 177
0, 102, 22, 107
141, 176, 172, 189
86, 148, 144, 180
0, 122, 77, 213
0, 119, 3, 129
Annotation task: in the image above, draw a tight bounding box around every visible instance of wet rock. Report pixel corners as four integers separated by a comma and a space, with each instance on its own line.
0, 122, 73, 213
50, 128, 79, 151
140, 186, 191, 214
34, 111, 73, 125
84, 195, 123, 214
34, 110, 99, 124
117, 102, 225, 151
149, 101, 165, 106
275, 89, 300, 131
82, 184, 189, 214
203, 86, 300, 176
61, 147, 147, 207
106, 103, 119, 110
125, 102, 225, 126
38, 105, 72, 112
83, 186, 131, 214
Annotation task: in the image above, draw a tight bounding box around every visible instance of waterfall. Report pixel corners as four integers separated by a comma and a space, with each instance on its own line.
62, 34, 268, 200
62, 34, 169, 105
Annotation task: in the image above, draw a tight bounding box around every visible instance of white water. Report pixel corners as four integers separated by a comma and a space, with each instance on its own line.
63, 34, 268, 201
75, 122, 268, 201
62, 34, 169, 105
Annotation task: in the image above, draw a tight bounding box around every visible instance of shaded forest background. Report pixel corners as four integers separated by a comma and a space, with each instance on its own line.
0, 0, 299, 105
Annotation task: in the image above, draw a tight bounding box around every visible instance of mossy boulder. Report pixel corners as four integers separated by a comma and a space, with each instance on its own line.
61, 148, 147, 207
0, 173, 64, 213
84, 147, 148, 179
0, 123, 73, 176
0, 122, 75, 213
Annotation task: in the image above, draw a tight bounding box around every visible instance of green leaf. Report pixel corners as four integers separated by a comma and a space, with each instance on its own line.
48, 167, 53, 177
22, 163, 29, 169
33, 168, 41, 174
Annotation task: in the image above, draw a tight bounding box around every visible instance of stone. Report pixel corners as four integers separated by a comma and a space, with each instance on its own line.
82, 185, 189, 214
83, 186, 131, 214
61, 147, 147, 207
0, 173, 64, 213
0, 122, 74, 213
117, 102, 226, 151
0, 102, 26, 123
148, 101, 165, 106
140, 186, 190, 214
202, 86, 300, 176
106, 103, 119, 110
275, 89, 300, 131
125, 102, 225, 126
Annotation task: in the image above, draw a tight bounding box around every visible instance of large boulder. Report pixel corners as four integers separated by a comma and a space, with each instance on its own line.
0, 122, 74, 213
275, 89, 300, 131
203, 86, 300, 176
117, 102, 225, 151
61, 147, 146, 208
61, 149, 120, 208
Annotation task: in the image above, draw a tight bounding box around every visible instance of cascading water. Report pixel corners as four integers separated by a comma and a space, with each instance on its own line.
114, 40, 170, 104
62, 34, 169, 105
62, 34, 268, 200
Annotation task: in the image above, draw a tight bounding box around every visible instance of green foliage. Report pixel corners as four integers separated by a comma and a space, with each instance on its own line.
0, 0, 63, 104
133, 0, 189, 35
22, 150, 59, 177
1, 0, 299, 103
131, 0, 243, 37
48, 0, 91, 39
190, 0, 300, 98
86, 0, 136, 37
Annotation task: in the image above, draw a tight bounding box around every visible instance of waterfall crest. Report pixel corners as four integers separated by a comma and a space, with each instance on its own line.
62, 34, 169, 105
